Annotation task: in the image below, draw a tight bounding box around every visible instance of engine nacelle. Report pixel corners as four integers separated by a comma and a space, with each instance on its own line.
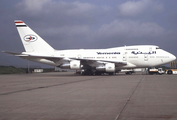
70, 60, 81, 70
105, 63, 115, 72
96, 63, 115, 72
60, 60, 81, 70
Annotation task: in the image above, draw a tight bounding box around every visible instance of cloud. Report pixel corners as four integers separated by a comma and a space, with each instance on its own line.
118, 0, 147, 16
97, 20, 165, 39
42, 25, 90, 38
14, 0, 166, 45
17, 0, 52, 12
16, 0, 96, 17
64, 1, 96, 16
118, 0, 164, 16
152, 3, 164, 12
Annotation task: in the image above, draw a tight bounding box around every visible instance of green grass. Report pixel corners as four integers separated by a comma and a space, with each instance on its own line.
0, 66, 57, 74
0, 66, 26, 74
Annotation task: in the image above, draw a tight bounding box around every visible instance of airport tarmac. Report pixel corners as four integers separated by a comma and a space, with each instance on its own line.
0, 72, 177, 120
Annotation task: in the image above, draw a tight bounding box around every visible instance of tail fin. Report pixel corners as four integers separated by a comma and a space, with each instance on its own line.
14, 20, 54, 53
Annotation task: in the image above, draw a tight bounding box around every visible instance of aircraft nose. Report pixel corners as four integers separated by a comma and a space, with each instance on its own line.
170, 53, 176, 62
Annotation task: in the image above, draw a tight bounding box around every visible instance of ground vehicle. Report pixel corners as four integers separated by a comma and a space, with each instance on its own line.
121, 69, 135, 75
148, 68, 165, 75
166, 69, 177, 74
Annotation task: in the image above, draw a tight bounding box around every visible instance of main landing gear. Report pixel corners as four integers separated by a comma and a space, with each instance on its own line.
81, 69, 114, 75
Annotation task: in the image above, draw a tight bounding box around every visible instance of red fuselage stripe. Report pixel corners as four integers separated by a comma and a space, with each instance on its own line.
15, 21, 23, 23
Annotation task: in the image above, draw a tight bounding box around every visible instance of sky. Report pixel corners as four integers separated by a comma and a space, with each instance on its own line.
1, 0, 177, 68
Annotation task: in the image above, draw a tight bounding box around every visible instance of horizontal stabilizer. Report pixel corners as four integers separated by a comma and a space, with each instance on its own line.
2, 51, 22, 56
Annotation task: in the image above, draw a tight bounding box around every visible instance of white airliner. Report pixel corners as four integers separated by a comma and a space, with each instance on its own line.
4, 20, 176, 75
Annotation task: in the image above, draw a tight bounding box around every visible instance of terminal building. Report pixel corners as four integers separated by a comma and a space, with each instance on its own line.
170, 60, 177, 68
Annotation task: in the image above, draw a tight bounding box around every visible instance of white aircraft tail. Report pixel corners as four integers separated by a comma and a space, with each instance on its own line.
15, 20, 54, 53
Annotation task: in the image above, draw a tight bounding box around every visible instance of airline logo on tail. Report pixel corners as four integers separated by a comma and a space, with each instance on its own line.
24, 35, 37, 42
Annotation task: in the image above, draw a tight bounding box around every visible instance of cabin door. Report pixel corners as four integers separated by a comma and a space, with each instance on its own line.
144, 47, 152, 61
144, 54, 148, 61
123, 52, 127, 61
77, 54, 82, 59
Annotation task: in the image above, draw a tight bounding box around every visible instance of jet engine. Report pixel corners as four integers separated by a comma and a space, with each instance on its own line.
96, 63, 115, 72
60, 60, 81, 70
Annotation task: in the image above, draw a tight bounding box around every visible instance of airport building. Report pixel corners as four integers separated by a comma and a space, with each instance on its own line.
34, 69, 43, 73
170, 60, 177, 68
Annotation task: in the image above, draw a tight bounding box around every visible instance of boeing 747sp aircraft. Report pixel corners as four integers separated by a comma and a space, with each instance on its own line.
4, 20, 176, 75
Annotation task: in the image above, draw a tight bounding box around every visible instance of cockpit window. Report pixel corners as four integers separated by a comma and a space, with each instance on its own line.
156, 47, 161, 49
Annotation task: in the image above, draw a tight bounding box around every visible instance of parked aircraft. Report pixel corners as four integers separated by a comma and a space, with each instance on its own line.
3, 20, 176, 75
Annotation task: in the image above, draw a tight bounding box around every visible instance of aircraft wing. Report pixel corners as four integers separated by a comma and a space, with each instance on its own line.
3, 51, 127, 68
71, 58, 127, 68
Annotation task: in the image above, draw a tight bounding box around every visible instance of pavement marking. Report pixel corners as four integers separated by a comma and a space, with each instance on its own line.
0, 76, 105, 96
114, 75, 145, 120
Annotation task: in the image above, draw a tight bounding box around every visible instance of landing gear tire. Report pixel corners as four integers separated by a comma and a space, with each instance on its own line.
95, 72, 102, 75
108, 72, 114, 75
167, 70, 172, 75
126, 72, 132, 75
149, 72, 153, 75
